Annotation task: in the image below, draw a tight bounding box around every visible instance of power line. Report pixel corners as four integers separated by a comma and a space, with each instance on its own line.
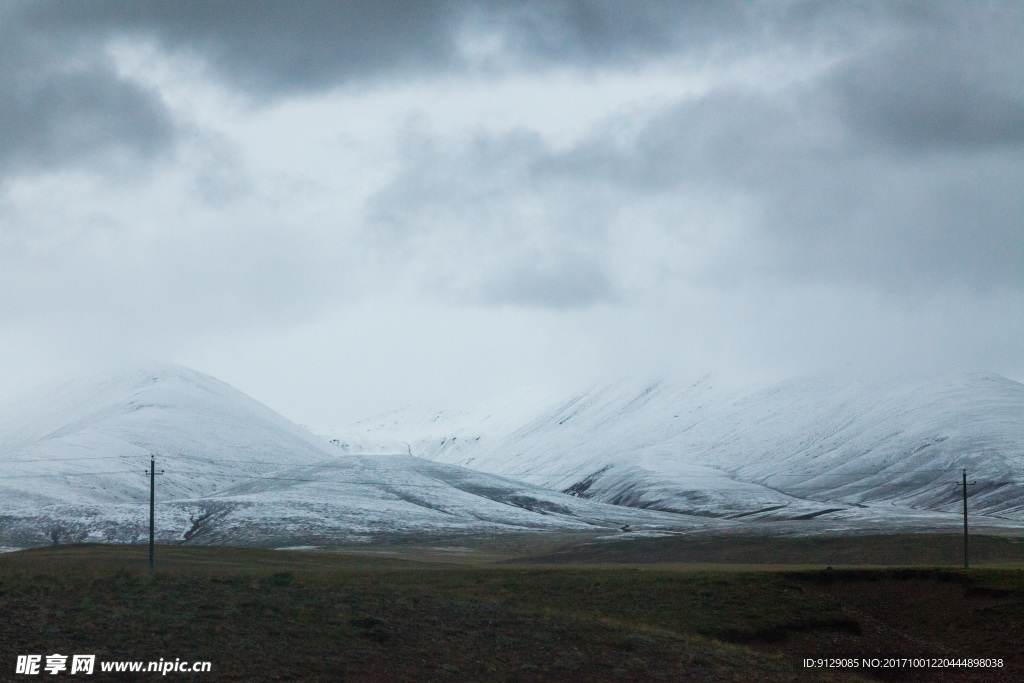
500, 472, 968, 478
0, 456, 1016, 490
0, 455, 140, 464
3, 471, 1003, 481
0, 453, 990, 476
0, 470, 141, 479
0, 471, 514, 488
0, 457, 1013, 481
0, 469, 1017, 489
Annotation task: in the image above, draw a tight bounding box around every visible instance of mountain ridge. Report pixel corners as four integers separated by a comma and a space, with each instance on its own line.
340, 372, 1024, 522
0, 364, 726, 548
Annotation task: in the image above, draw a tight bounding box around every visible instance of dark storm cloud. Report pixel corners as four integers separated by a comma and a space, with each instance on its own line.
605, 3, 1024, 294
595, 15, 1024, 295
581, 93, 1022, 293
0, 3, 176, 181
1, 0, 453, 181
4, 0, 1022, 298
12, 1, 862, 96
365, 3, 1024, 299
836, 53, 1024, 152
0, 65, 174, 176
831, 5, 1024, 152
472, 1, 750, 67
21, 0, 457, 95
0, 0, 922, 182
0, 0, 768, 181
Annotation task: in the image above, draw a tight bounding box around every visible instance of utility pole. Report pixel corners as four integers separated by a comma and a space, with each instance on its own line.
144, 456, 164, 569
955, 468, 976, 569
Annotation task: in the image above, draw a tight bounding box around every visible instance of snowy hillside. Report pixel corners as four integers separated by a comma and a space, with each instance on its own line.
343, 373, 1024, 524
3, 366, 1018, 550
0, 366, 724, 548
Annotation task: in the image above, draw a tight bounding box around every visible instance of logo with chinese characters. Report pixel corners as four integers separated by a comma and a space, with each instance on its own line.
15, 654, 95, 675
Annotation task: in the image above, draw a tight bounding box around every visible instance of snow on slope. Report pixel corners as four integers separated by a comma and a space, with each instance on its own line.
342, 373, 1024, 524
0, 366, 721, 548
0, 364, 341, 505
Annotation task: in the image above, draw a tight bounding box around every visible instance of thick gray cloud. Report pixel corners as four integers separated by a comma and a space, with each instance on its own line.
5, 0, 912, 112
471, 1, 751, 67
607, 88, 1024, 293
0, 3, 176, 181
13, 1, 805, 93
831, 5, 1024, 152
7, 1, 1010, 179
359, 2, 1024, 300
367, 88, 1022, 306
0, 0, 767, 183
0, 1, 1021, 420
6, 1, 1020, 297
21, 0, 457, 95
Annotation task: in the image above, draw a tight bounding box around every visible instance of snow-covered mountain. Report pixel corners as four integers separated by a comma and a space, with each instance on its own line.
3, 366, 1018, 550
0, 366, 723, 548
342, 373, 1024, 525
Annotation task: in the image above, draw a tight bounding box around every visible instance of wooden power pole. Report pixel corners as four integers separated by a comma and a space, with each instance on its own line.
956, 468, 976, 569
144, 456, 164, 569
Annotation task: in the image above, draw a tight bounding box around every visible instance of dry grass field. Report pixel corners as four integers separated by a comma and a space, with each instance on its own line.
0, 535, 1021, 681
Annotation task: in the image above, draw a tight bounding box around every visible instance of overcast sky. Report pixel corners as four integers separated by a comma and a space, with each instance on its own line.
1, 1, 1021, 425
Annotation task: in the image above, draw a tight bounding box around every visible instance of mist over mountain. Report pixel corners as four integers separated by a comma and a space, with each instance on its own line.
343, 372, 1024, 523
0, 366, 719, 549
1, 365, 1019, 551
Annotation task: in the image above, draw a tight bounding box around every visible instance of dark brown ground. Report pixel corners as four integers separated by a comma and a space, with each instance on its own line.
512, 532, 1024, 567
0, 538, 1021, 681
777, 568, 1023, 682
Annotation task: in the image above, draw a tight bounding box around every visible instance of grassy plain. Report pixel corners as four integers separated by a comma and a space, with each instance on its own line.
0, 535, 1021, 681
512, 531, 1024, 567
